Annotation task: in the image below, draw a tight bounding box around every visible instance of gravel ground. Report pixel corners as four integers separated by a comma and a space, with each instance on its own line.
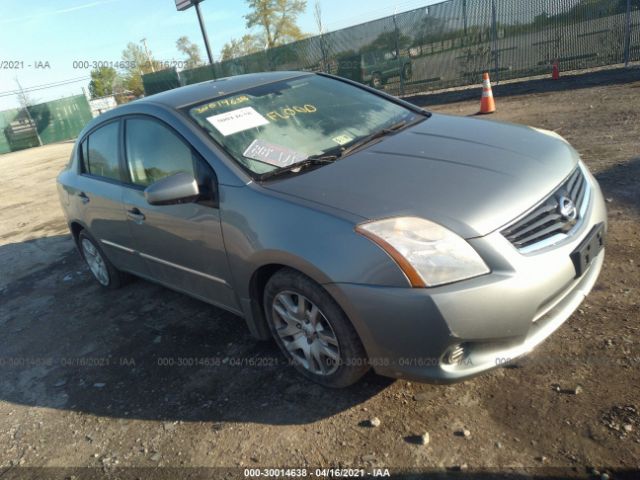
0, 68, 638, 479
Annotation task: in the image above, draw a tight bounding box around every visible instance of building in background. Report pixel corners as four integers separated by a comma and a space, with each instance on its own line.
89, 96, 118, 118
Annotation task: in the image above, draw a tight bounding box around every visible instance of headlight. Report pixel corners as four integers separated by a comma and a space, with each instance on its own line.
355, 217, 489, 287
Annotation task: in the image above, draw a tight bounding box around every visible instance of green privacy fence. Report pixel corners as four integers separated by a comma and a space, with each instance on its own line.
142, 68, 181, 95
0, 95, 93, 154
143, 0, 640, 97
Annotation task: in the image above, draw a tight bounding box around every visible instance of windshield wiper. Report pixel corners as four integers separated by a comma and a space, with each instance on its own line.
257, 120, 411, 181
258, 155, 338, 181
339, 120, 408, 158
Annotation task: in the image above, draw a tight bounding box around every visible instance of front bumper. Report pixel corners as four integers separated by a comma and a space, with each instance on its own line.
324, 167, 607, 382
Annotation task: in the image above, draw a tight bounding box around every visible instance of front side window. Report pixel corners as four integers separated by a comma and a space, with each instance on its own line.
83, 122, 120, 181
124, 118, 196, 187
187, 74, 422, 176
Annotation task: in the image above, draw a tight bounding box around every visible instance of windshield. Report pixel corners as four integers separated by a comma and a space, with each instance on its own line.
187, 74, 422, 177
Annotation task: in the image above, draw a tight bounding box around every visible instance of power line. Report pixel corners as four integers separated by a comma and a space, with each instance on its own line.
0, 76, 90, 98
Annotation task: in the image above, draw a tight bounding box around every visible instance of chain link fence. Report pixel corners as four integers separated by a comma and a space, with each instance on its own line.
144, 0, 640, 97
3, 0, 637, 154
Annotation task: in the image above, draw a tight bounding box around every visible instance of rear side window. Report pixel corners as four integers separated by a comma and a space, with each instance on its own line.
124, 118, 196, 187
82, 122, 120, 181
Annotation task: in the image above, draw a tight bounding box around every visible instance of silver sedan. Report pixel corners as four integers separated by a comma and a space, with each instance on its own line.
57, 72, 606, 387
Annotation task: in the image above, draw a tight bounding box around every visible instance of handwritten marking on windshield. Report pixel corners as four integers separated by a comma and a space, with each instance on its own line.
266, 104, 317, 121
193, 95, 250, 115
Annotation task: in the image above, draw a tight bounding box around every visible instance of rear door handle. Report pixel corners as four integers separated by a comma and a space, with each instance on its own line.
78, 192, 90, 204
126, 207, 145, 222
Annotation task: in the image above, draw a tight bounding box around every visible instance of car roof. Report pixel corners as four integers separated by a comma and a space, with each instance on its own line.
138, 71, 311, 109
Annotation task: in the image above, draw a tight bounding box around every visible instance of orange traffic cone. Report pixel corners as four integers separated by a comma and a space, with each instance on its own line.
552, 60, 560, 80
479, 72, 496, 114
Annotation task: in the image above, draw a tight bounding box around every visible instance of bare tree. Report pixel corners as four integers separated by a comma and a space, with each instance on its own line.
313, 0, 329, 72
313, 0, 323, 34
15, 78, 36, 108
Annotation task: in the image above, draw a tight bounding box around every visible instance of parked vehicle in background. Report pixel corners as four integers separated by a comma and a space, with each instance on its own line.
361, 50, 412, 88
57, 71, 606, 388
337, 51, 412, 89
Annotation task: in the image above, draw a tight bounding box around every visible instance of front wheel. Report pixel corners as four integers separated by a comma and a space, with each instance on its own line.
264, 268, 369, 388
402, 63, 412, 81
371, 72, 383, 89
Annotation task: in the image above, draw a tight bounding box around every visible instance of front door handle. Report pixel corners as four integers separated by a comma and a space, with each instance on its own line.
78, 192, 90, 204
126, 207, 145, 222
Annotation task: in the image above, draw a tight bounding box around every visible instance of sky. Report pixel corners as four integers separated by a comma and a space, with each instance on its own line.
0, 0, 442, 110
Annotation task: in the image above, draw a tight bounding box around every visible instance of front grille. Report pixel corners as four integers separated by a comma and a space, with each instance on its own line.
502, 166, 588, 250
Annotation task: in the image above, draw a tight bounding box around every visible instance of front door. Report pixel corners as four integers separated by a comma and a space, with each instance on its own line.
120, 116, 240, 313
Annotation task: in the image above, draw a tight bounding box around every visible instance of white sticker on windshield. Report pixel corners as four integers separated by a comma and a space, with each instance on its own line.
243, 139, 307, 168
206, 107, 269, 136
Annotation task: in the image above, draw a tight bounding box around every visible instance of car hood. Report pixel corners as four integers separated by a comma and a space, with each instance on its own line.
262, 113, 580, 238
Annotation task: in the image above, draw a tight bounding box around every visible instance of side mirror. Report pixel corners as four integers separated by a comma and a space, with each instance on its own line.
144, 172, 199, 206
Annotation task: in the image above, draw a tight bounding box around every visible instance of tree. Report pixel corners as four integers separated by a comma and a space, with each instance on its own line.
244, 0, 307, 48
221, 34, 263, 60
362, 31, 412, 54
176, 36, 203, 68
313, 0, 323, 34
15, 79, 37, 108
416, 15, 448, 45
88, 66, 119, 99
313, 0, 328, 72
120, 41, 160, 97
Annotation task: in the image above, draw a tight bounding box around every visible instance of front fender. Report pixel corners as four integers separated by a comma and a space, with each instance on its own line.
220, 183, 410, 301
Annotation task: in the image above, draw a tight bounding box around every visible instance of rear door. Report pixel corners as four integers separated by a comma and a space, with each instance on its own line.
74, 120, 147, 275
120, 116, 240, 312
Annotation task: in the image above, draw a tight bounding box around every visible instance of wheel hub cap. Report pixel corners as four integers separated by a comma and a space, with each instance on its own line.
81, 238, 109, 286
272, 291, 340, 376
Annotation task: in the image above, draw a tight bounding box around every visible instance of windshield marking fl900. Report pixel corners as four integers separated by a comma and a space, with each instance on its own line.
188, 74, 422, 177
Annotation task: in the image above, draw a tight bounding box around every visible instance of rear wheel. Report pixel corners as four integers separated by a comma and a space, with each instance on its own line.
264, 268, 369, 388
78, 231, 126, 289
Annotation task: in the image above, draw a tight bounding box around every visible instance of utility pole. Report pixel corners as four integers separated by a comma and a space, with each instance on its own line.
141, 37, 155, 72
194, 1, 214, 65
15, 78, 42, 147
140, 38, 155, 72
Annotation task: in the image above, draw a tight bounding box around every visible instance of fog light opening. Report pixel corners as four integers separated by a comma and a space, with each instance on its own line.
443, 343, 466, 366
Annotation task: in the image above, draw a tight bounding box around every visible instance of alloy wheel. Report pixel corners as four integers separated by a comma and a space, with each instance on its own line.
81, 238, 109, 286
272, 290, 340, 375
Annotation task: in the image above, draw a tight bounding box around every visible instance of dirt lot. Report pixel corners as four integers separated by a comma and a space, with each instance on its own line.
1, 68, 639, 479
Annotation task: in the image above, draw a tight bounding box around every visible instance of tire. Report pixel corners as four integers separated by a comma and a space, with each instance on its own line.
264, 268, 369, 388
371, 73, 383, 89
78, 230, 127, 289
402, 63, 412, 81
